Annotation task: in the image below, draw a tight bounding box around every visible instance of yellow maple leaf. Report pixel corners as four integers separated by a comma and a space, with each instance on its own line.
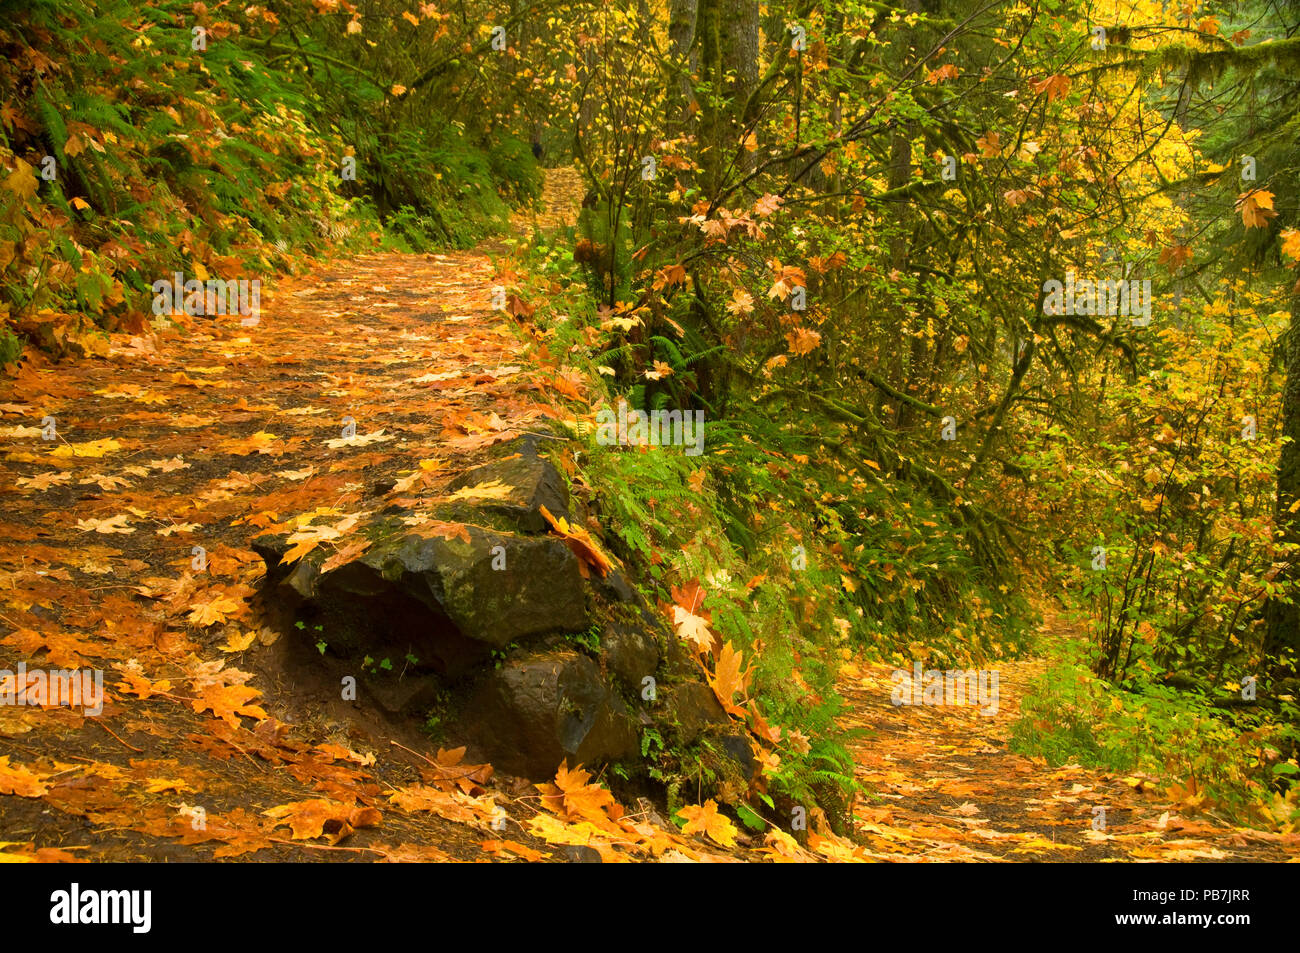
325, 429, 393, 449
75, 514, 134, 534
447, 479, 516, 502
145, 778, 191, 794
281, 523, 342, 565
1280, 228, 1300, 263
221, 630, 258, 653
673, 605, 715, 654
50, 437, 121, 458
677, 799, 737, 848
3, 159, 38, 199
217, 431, 279, 455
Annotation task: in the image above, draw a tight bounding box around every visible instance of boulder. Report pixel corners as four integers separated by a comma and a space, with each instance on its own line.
664, 681, 729, 745
249, 434, 725, 782
253, 521, 589, 658
464, 650, 639, 778
716, 731, 758, 780
600, 622, 660, 693
445, 453, 570, 534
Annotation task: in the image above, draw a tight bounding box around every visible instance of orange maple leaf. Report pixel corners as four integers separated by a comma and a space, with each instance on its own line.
192, 684, 267, 727
753, 193, 782, 217
481, 839, 544, 861
925, 63, 960, 84
1031, 74, 1071, 102
539, 505, 612, 577
117, 671, 172, 700
786, 327, 821, 356
319, 538, 371, 574
0, 756, 50, 797
404, 520, 473, 545
709, 640, 752, 717
263, 799, 381, 842
652, 264, 688, 290
536, 762, 622, 824
1237, 189, 1277, 229
975, 130, 1001, 158
420, 746, 493, 794
187, 595, 241, 627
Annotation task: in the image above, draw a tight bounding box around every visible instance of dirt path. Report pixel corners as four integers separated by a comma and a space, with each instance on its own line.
0, 236, 588, 859
838, 610, 1298, 861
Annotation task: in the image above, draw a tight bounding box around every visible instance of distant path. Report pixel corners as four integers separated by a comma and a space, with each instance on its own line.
838, 609, 1298, 861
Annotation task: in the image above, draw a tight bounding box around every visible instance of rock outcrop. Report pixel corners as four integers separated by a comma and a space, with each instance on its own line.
252, 436, 733, 780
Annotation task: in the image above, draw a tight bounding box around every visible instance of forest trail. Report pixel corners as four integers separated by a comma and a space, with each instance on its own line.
1, 170, 1296, 862
839, 610, 1297, 861
0, 225, 586, 861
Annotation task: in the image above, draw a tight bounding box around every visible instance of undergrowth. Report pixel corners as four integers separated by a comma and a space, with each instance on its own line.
1010, 633, 1300, 831
507, 219, 1041, 831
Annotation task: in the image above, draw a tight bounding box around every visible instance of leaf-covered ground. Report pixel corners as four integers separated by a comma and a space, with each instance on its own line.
1, 172, 1296, 863
842, 610, 1298, 861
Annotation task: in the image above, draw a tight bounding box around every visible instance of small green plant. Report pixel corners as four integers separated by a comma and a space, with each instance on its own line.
489, 641, 520, 670
297, 620, 327, 655
422, 690, 454, 743
735, 802, 766, 833
640, 727, 665, 759
569, 623, 601, 654
0, 328, 20, 368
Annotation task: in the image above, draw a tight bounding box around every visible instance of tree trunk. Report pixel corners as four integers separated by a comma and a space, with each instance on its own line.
719, 0, 759, 172
667, 0, 698, 129
1265, 295, 1300, 673
698, 0, 757, 191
